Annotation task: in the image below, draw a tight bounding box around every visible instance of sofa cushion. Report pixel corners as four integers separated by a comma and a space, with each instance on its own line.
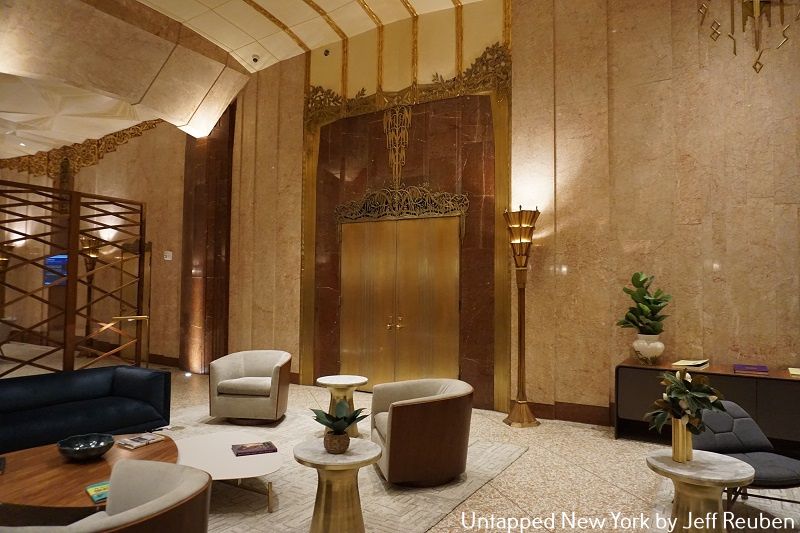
112, 366, 170, 415
217, 377, 271, 396
0, 367, 115, 414
373, 412, 389, 440
0, 397, 164, 453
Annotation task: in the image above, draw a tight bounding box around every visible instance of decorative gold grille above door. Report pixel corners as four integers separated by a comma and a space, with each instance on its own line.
340, 217, 460, 391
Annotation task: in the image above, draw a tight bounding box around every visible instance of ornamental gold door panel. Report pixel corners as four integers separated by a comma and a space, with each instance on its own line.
339, 217, 460, 390
393, 217, 459, 382
339, 221, 396, 392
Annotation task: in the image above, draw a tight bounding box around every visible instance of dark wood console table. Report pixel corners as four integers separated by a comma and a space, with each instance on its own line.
615, 357, 800, 450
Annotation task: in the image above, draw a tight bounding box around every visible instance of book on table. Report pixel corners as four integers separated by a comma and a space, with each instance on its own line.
733, 364, 769, 374
86, 481, 109, 504
231, 441, 277, 457
671, 359, 709, 370
117, 433, 166, 450
789, 367, 800, 378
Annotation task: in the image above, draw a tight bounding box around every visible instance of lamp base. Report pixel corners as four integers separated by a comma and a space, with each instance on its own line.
503, 399, 541, 428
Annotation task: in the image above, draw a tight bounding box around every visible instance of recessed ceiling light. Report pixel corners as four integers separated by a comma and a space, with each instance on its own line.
18, 142, 26, 147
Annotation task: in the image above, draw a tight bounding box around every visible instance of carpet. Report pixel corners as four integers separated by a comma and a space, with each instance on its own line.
164, 405, 527, 533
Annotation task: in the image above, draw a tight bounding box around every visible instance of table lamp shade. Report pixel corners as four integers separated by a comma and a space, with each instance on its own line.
504, 208, 540, 269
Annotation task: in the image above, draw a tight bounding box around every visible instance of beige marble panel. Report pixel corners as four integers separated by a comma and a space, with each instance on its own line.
180, 66, 250, 137
252, 66, 280, 349
273, 56, 305, 372
511, 0, 556, 406
228, 78, 258, 353
552, 0, 611, 408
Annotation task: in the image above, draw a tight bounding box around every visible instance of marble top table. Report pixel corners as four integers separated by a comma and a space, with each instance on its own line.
316, 375, 369, 437
177, 430, 284, 511
294, 438, 381, 533
647, 449, 754, 533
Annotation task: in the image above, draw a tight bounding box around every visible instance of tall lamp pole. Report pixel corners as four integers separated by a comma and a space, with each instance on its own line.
503, 206, 541, 428
80, 235, 100, 344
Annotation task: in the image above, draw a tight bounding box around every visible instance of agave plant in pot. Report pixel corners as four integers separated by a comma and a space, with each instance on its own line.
645, 370, 725, 463
312, 400, 368, 454
616, 272, 672, 364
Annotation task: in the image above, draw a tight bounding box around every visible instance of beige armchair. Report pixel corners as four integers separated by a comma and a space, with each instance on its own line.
7, 459, 211, 532
209, 350, 291, 422
371, 378, 473, 486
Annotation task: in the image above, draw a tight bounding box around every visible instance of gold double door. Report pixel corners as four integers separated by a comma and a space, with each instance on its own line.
340, 217, 460, 392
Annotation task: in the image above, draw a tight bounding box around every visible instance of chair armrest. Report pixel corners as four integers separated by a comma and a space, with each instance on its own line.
372, 381, 426, 416
112, 367, 170, 421
209, 353, 245, 392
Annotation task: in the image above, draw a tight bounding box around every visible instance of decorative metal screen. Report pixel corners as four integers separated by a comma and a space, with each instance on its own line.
0, 180, 146, 377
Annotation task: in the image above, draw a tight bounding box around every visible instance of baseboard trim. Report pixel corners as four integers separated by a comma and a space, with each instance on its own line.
530, 401, 612, 427
149, 353, 179, 367
290, 372, 300, 384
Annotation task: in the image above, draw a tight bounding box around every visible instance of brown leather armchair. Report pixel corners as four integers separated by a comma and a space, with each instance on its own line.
370, 378, 473, 486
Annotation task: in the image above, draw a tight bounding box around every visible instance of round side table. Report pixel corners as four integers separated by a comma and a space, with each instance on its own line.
316, 374, 368, 437
294, 438, 381, 533
647, 449, 754, 533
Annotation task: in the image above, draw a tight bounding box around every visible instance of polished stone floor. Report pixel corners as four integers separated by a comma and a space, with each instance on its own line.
166, 367, 665, 532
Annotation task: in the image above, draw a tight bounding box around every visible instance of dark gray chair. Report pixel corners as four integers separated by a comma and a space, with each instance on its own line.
694, 400, 800, 508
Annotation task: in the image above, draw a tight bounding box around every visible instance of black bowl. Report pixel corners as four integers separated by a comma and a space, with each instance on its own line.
57, 433, 114, 461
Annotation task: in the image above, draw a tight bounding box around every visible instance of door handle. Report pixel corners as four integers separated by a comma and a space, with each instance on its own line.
386, 316, 394, 330
395, 316, 405, 329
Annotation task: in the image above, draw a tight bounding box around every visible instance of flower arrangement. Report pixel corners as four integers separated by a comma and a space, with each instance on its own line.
645, 370, 726, 434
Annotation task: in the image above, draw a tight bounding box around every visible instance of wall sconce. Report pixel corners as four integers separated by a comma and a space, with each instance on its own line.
503, 206, 541, 428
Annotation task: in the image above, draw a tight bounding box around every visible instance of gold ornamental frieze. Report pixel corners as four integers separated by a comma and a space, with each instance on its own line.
306, 43, 511, 128
334, 185, 469, 224
0, 120, 163, 178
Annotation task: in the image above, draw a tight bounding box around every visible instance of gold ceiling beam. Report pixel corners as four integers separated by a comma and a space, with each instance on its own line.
300, 0, 350, 99
452, 0, 463, 74
242, 0, 310, 52
356, 0, 385, 92
399, 0, 419, 88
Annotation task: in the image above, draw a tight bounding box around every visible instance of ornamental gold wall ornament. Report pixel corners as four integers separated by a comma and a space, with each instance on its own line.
383, 105, 412, 189
0, 120, 163, 178
699, 0, 799, 73
305, 43, 511, 128
334, 185, 469, 224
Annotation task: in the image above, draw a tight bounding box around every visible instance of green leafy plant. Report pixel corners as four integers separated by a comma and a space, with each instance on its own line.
311, 400, 368, 435
616, 272, 672, 335
645, 370, 726, 434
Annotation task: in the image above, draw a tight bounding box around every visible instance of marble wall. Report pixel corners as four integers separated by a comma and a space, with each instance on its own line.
0, 122, 186, 360
228, 56, 305, 373
511, 0, 800, 414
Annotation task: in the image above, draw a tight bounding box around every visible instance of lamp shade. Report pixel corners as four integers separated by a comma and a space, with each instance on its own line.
504, 207, 540, 268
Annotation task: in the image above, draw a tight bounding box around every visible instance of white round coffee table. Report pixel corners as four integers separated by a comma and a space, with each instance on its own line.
316, 375, 368, 437
176, 430, 284, 511
647, 449, 754, 533
294, 438, 381, 533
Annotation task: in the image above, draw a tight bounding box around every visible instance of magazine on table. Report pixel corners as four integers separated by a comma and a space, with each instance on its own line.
117, 433, 166, 450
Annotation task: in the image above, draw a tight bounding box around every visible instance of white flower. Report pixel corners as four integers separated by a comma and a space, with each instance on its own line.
685, 372, 692, 382
709, 395, 718, 403
662, 393, 668, 401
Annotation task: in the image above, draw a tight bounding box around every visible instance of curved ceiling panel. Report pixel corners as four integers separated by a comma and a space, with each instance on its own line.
137, 0, 478, 73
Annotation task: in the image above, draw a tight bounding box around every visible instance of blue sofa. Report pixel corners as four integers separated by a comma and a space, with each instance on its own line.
0, 365, 171, 454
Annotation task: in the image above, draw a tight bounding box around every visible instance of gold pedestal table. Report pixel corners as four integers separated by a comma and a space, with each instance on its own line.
316, 374, 368, 437
647, 449, 754, 533
294, 438, 381, 533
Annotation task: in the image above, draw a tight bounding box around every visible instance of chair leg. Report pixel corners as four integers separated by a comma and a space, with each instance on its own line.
742, 487, 749, 501
725, 487, 743, 511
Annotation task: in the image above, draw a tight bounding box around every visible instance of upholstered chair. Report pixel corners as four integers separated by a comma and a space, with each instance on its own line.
209, 350, 291, 423
370, 378, 473, 486
7, 459, 211, 532
695, 400, 800, 507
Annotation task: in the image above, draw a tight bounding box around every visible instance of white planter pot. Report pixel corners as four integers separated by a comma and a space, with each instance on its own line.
632, 334, 665, 365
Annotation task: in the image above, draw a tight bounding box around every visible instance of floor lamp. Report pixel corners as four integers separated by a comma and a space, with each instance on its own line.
503, 206, 541, 428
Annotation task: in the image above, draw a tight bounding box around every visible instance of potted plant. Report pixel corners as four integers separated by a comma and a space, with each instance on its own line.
645, 370, 725, 462
616, 272, 672, 364
311, 400, 368, 454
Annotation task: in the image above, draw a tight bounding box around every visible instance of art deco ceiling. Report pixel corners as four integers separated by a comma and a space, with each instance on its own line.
0, 74, 158, 159
138, 0, 484, 72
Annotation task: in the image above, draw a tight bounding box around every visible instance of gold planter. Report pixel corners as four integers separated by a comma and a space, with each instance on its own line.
671, 417, 693, 463
324, 432, 350, 454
